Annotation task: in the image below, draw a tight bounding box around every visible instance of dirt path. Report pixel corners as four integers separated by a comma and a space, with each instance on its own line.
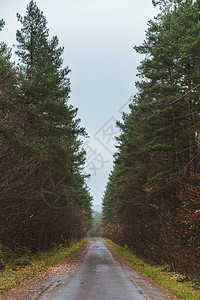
3, 238, 178, 300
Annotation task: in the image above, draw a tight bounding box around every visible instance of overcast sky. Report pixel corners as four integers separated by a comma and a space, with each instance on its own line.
1, 0, 159, 207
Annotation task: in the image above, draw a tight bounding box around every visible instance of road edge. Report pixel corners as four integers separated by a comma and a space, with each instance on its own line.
102, 238, 180, 300
0, 239, 90, 300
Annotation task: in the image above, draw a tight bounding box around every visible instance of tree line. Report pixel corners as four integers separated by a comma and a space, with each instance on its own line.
89, 211, 102, 237
0, 0, 92, 255
103, 0, 200, 277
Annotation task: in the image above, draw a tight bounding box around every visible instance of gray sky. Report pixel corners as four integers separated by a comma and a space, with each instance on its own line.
1, 0, 158, 206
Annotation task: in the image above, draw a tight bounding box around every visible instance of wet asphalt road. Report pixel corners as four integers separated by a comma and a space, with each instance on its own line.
39, 238, 171, 300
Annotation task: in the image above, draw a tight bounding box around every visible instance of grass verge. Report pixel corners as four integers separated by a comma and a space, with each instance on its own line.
104, 238, 200, 300
0, 237, 88, 295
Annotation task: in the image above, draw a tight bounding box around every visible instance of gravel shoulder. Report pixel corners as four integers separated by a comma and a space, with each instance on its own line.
0, 241, 89, 300
1, 238, 181, 300
102, 238, 180, 300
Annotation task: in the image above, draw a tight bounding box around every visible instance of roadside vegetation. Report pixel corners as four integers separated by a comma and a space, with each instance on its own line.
0, 0, 92, 266
103, 0, 200, 279
0, 238, 88, 295
89, 211, 102, 237
105, 239, 200, 300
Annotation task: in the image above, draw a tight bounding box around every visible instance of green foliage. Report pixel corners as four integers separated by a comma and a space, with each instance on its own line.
105, 239, 200, 300
0, 19, 5, 31
90, 212, 102, 236
0, 1, 92, 252
103, 0, 200, 277
0, 238, 88, 295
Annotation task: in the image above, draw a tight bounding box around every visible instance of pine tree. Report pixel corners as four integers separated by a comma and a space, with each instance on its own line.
14, 0, 92, 246
103, 0, 200, 275
0, 3, 92, 250
15, 0, 85, 183
0, 19, 17, 127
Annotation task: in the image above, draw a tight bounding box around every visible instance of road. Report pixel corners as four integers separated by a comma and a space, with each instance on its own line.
8, 238, 173, 299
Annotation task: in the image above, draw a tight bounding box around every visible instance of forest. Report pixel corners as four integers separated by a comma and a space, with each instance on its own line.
103, 0, 200, 277
1, 0, 200, 283
0, 0, 92, 261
